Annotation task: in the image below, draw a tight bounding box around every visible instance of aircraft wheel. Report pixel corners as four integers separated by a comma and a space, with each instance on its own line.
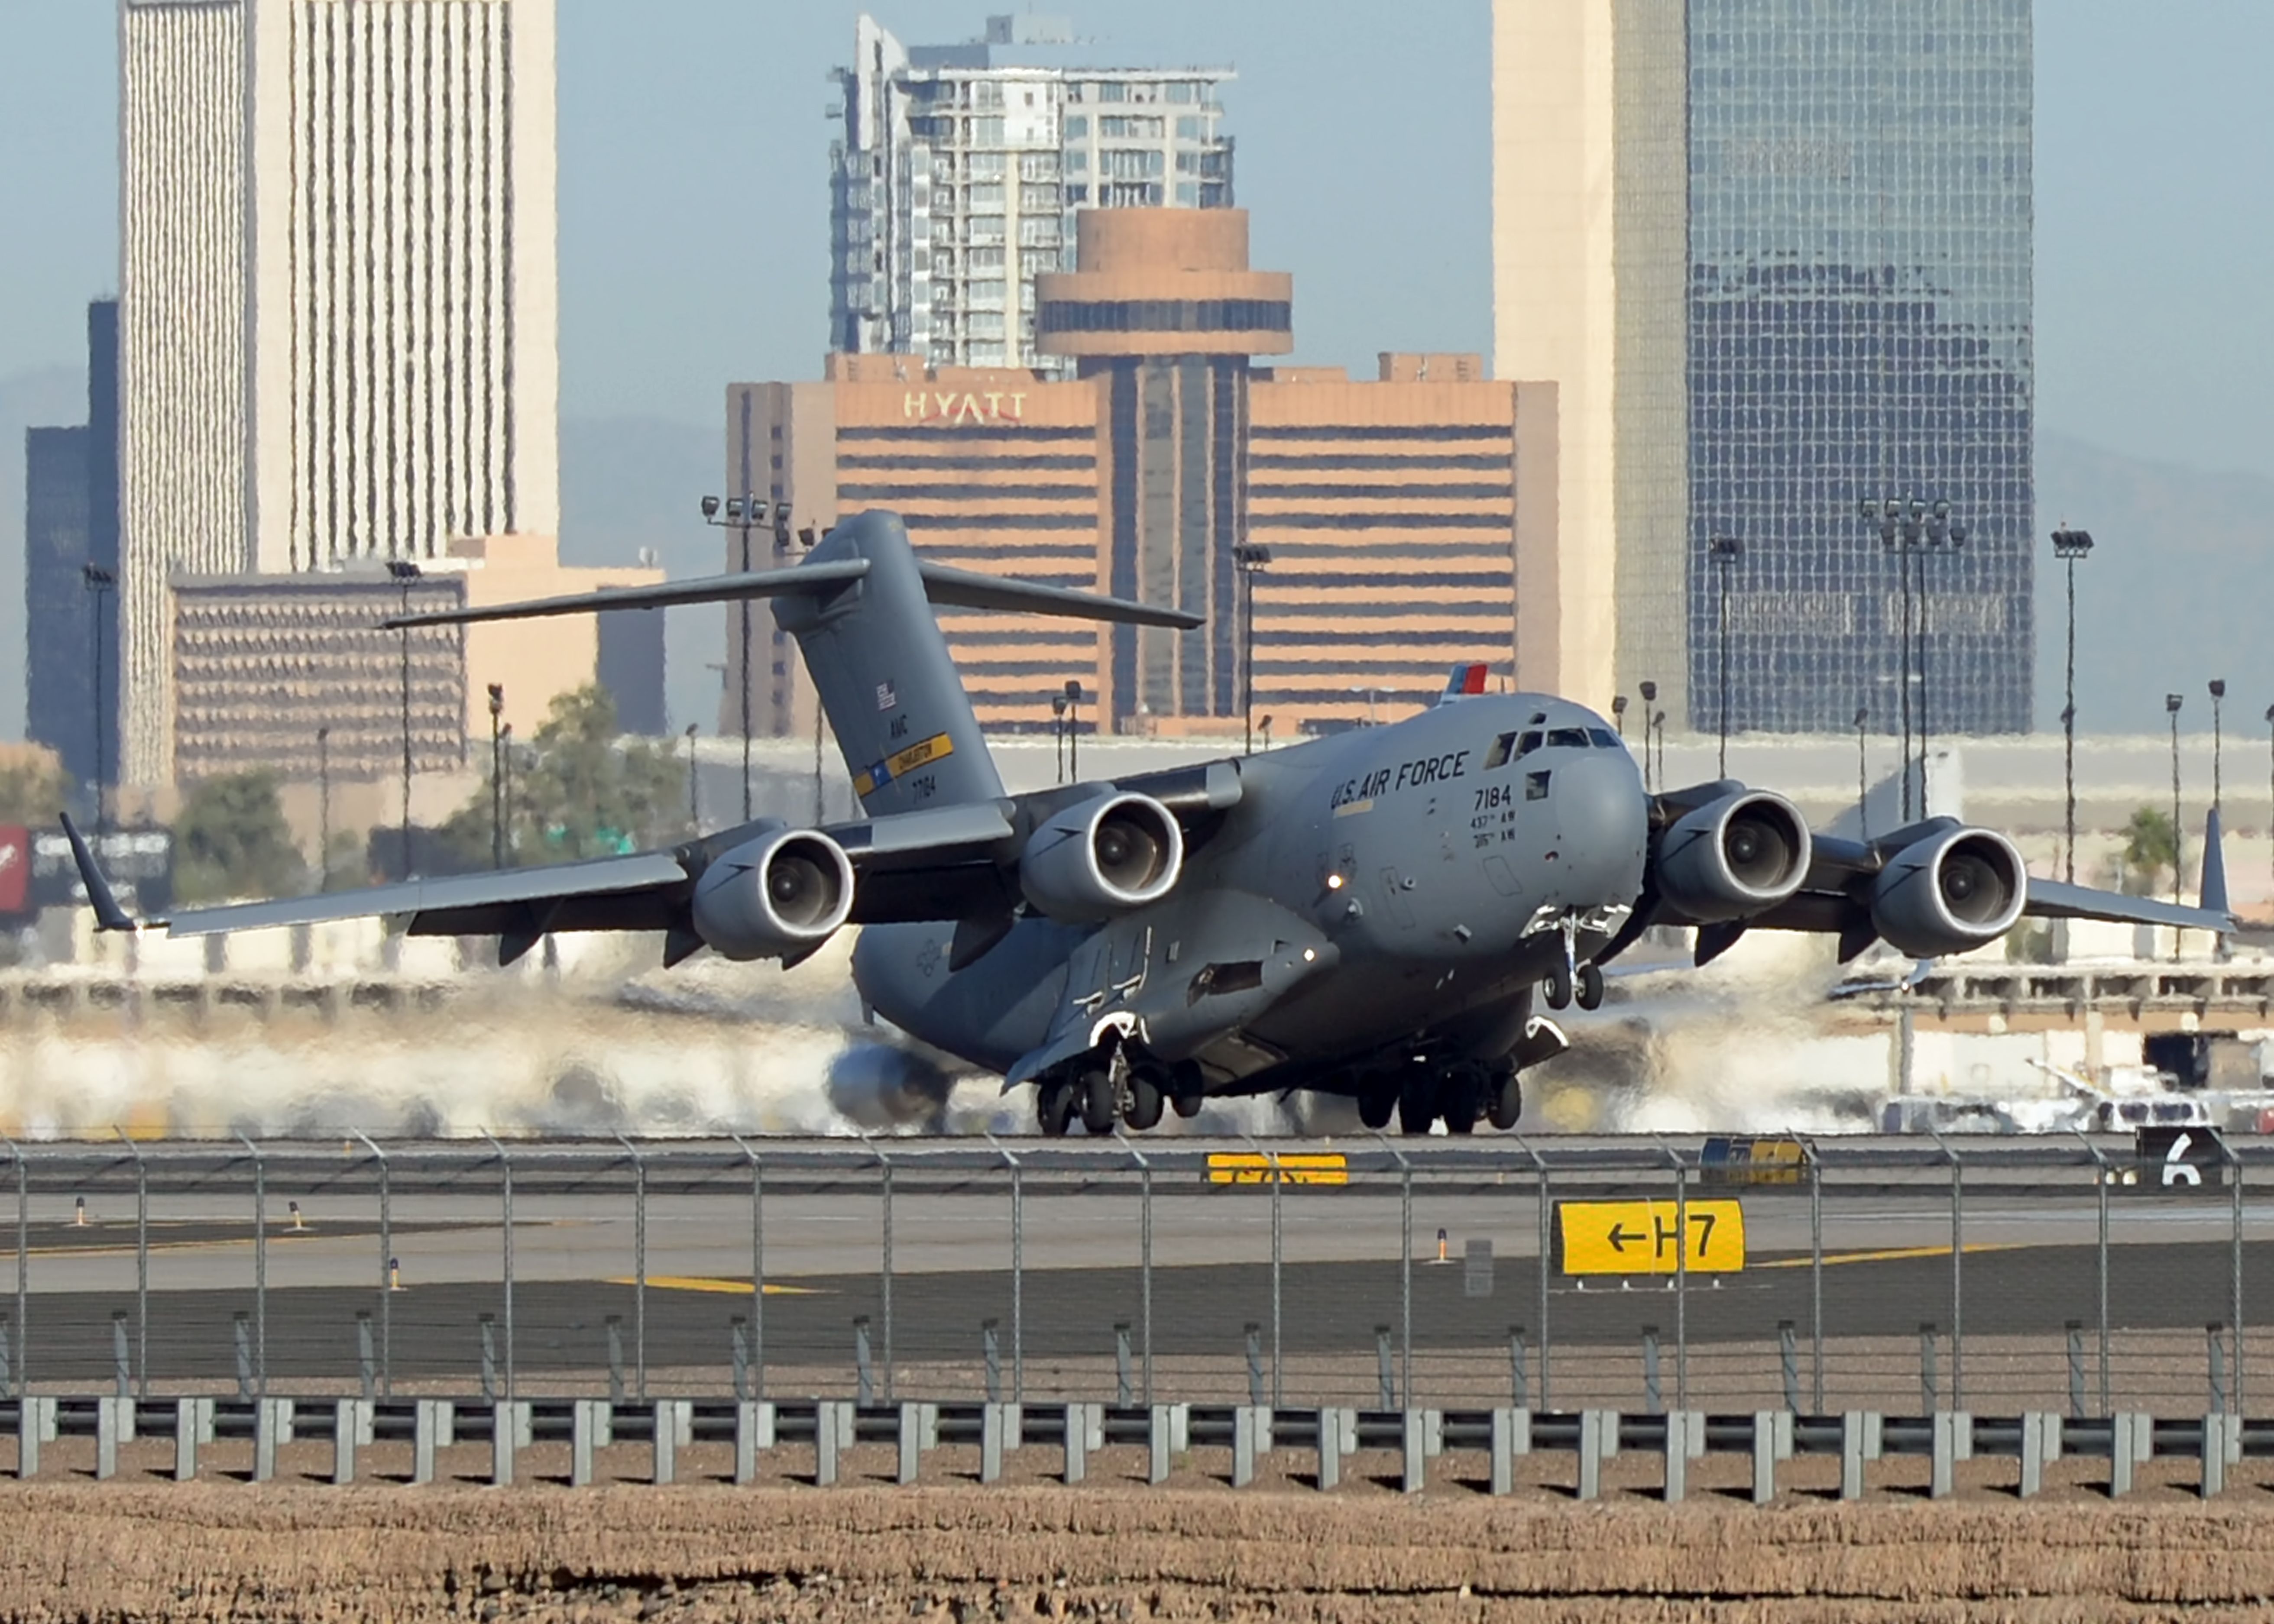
1169, 1090, 1203, 1119
1037, 1078, 1074, 1137
1079, 1068, 1118, 1135
1396, 1074, 1436, 1136
1357, 1087, 1396, 1131
1575, 962, 1605, 1011
1441, 1063, 1484, 1135
1541, 963, 1573, 1010
1486, 1067, 1522, 1131
1125, 1068, 1165, 1131
1169, 1062, 1206, 1118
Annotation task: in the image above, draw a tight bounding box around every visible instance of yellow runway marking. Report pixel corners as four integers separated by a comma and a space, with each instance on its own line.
607, 1276, 819, 1296
1758, 1242, 2027, 1270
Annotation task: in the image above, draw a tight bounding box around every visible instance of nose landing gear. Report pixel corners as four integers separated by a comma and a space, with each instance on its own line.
1541, 959, 1603, 1011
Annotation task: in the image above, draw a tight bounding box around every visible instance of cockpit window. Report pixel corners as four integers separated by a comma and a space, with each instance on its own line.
1484, 732, 1516, 770
1587, 728, 1621, 749
1547, 728, 1590, 749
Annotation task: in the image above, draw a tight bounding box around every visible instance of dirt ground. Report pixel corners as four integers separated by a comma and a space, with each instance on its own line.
15, 1449, 2274, 1624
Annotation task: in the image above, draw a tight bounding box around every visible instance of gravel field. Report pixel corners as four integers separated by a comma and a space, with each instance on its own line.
13, 1473, 2274, 1622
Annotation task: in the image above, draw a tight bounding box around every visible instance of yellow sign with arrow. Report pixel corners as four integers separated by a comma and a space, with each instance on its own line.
1553, 1199, 1746, 1276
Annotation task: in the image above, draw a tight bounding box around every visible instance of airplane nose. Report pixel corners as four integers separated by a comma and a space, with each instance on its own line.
1552, 752, 1648, 904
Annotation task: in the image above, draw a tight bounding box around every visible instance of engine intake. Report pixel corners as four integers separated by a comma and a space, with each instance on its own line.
1869, 826, 2027, 957
1653, 789, 1812, 923
1020, 791, 1184, 921
690, 827, 855, 961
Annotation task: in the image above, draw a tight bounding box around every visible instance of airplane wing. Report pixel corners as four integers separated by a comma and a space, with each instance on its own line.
1603, 783, 2235, 968
57, 757, 1243, 967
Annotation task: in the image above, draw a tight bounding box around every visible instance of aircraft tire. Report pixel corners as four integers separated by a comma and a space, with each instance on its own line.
1125, 1070, 1164, 1131
1575, 962, 1605, 1010
1169, 1090, 1203, 1119
1541, 963, 1573, 1010
1079, 1068, 1117, 1135
1037, 1079, 1075, 1137
1486, 1068, 1522, 1131
1169, 1061, 1206, 1118
1357, 1087, 1396, 1131
1396, 1074, 1436, 1136
1441, 1063, 1484, 1135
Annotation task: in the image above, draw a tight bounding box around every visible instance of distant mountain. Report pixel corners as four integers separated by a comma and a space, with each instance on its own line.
2035, 431, 2274, 736
559, 414, 720, 735
0, 366, 90, 741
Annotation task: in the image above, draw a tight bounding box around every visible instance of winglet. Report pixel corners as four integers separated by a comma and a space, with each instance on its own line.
58, 812, 139, 932
2201, 806, 2231, 923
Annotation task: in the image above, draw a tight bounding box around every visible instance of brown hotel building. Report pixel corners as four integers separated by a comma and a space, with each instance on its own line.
724, 210, 1556, 739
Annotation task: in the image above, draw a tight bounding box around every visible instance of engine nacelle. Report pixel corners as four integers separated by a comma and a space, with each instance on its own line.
1019, 791, 1184, 922
1869, 826, 2027, 957
690, 827, 855, 961
1654, 789, 1812, 923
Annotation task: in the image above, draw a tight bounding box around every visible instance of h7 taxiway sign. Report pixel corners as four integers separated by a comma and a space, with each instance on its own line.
1553, 1199, 1747, 1276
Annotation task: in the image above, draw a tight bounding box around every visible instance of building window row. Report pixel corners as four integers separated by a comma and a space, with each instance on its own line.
1037, 298, 1290, 335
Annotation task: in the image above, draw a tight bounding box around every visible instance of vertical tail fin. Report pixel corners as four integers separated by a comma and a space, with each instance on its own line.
775, 513, 1007, 818
2200, 806, 2230, 920
777, 510, 1202, 819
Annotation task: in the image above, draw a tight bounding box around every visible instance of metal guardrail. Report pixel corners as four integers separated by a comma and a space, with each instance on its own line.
3, 1392, 2258, 1500
0, 1133, 2266, 1427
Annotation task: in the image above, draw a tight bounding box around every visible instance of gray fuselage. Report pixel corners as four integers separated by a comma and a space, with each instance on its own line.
851, 693, 1647, 1098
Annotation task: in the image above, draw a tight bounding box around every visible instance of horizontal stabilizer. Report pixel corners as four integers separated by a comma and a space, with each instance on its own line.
913, 560, 1201, 629
2021, 878, 2233, 934
385, 560, 873, 629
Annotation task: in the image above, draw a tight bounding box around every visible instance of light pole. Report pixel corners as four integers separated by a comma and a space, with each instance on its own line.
1064, 680, 1083, 780
1051, 692, 1068, 783
487, 683, 506, 870
2051, 527, 2094, 882
81, 563, 114, 830
1610, 693, 1628, 738
315, 726, 331, 893
1259, 714, 1274, 752
1854, 705, 1870, 840
499, 724, 514, 859
1639, 681, 1659, 792
1232, 542, 1272, 754
2210, 678, 2227, 824
386, 560, 422, 879
683, 723, 700, 832
2167, 693, 2186, 915
701, 494, 791, 824
1864, 496, 1963, 819
1652, 709, 1668, 790
1349, 687, 1382, 728
1707, 535, 1743, 776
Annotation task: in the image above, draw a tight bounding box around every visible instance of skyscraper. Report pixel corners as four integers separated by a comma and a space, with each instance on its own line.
117, 0, 560, 786
23, 301, 120, 806
830, 12, 1234, 375
1493, 0, 2034, 736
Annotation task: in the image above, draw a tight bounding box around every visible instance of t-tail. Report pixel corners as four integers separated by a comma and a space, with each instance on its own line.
385, 508, 1199, 820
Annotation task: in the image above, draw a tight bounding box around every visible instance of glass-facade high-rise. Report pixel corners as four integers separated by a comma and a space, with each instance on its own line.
1685, 0, 2034, 737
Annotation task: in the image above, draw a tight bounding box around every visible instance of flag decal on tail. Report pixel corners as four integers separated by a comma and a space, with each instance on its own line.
855, 731, 956, 799
1440, 663, 1491, 703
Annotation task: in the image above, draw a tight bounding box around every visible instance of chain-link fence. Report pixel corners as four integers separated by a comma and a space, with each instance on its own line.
1, 1133, 2265, 1418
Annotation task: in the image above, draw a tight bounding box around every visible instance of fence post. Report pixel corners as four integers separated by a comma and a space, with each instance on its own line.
988, 1137, 1025, 1404
878, 1145, 894, 1404
732, 1135, 765, 1401
484, 1132, 515, 1401
2226, 1138, 2244, 1417
1671, 1149, 1689, 1410
1512, 1135, 1551, 1412
2075, 1131, 2112, 1415
1138, 1150, 1153, 1404
238, 1135, 267, 1399
1267, 1145, 1283, 1406
617, 1136, 648, 1401
355, 1132, 392, 1398
114, 1129, 148, 1398
1805, 1137, 1824, 1411
7, 1139, 24, 1398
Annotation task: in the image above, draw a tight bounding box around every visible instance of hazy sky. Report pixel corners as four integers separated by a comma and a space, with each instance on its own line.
3, 0, 2270, 478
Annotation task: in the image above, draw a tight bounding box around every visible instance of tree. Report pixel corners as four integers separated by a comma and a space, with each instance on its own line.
2119, 805, 2178, 896
441, 685, 687, 867
0, 747, 71, 825
173, 770, 304, 903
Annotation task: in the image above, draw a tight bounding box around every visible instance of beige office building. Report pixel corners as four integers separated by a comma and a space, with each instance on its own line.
119, 0, 561, 788
1490, 0, 1687, 718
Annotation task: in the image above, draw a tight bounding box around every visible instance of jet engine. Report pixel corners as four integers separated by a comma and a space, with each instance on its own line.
1019, 791, 1184, 921
690, 827, 856, 961
1868, 826, 2027, 956
1653, 789, 1812, 922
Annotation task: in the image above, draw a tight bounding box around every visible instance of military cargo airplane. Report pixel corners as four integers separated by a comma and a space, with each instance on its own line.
64, 509, 2233, 1136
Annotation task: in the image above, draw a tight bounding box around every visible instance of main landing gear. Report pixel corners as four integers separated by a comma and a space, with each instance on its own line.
1358, 1058, 1523, 1136
1034, 1051, 1200, 1136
